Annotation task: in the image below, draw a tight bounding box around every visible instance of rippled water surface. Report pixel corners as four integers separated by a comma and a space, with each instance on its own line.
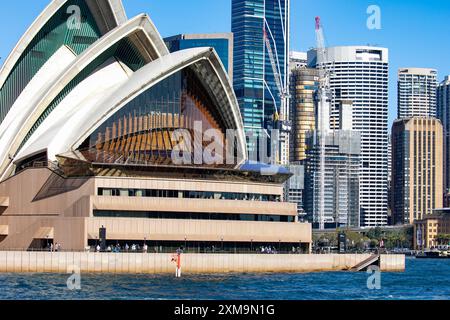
1, 258, 449, 300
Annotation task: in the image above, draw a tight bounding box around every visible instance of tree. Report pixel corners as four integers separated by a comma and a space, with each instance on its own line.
344, 231, 365, 251
366, 227, 383, 240
436, 234, 450, 245
369, 239, 379, 248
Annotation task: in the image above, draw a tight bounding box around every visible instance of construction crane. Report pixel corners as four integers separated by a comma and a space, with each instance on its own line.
264, 27, 283, 118
263, 21, 291, 164
315, 16, 331, 230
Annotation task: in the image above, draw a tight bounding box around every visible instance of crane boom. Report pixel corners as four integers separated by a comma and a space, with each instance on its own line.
263, 17, 291, 165
315, 16, 330, 230
263, 27, 283, 118
315, 16, 329, 91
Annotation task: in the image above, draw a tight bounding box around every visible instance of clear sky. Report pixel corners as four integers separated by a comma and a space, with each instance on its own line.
1, 0, 449, 128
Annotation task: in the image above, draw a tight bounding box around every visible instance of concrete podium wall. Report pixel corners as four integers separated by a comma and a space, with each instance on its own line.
0, 252, 405, 274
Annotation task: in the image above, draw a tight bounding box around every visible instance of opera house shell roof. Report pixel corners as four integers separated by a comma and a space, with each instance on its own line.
0, 0, 247, 180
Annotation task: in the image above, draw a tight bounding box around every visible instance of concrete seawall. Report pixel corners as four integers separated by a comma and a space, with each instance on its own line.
0, 252, 405, 274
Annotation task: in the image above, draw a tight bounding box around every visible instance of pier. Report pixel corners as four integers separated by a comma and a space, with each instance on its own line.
0, 251, 405, 274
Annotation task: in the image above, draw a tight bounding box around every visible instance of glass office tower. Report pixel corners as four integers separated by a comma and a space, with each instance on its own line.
164, 33, 234, 82
304, 130, 361, 229
232, 0, 290, 162
398, 68, 437, 119
437, 76, 450, 200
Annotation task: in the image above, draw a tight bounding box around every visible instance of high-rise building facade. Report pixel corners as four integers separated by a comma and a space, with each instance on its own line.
164, 33, 234, 82
391, 117, 443, 225
387, 133, 392, 224
308, 46, 389, 227
289, 51, 307, 71
437, 76, 450, 200
232, 0, 290, 163
398, 68, 437, 119
286, 164, 305, 218
304, 130, 361, 229
289, 68, 319, 162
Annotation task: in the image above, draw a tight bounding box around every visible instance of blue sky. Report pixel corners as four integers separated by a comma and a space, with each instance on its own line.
1, 0, 449, 127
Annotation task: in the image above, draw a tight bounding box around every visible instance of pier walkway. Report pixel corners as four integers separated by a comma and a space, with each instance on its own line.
0, 252, 405, 274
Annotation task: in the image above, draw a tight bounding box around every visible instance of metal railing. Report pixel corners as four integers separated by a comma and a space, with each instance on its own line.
0, 247, 309, 255
16, 160, 64, 176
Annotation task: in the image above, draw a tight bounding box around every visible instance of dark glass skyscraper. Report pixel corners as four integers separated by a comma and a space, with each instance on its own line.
437, 76, 450, 198
232, 0, 290, 161
164, 33, 234, 82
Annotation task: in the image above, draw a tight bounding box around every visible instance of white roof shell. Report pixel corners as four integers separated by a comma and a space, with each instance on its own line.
0, 0, 127, 88
0, 14, 170, 179
16, 47, 247, 168
0, 1, 246, 178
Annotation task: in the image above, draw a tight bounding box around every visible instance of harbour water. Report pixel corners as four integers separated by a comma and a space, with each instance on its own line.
0, 257, 448, 300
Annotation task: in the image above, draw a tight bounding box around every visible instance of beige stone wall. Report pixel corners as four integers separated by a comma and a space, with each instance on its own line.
0, 252, 405, 273
0, 215, 311, 251
0, 168, 95, 217
85, 217, 311, 243
92, 197, 296, 216
0, 168, 288, 219
379, 254, 406, 272
0, 216, 86, 251
95, 176, 284, 196
0, 167, 309, 251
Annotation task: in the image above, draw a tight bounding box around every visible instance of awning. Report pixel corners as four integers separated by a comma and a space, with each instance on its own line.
34, 227, 54, 239
0, 225, 8, 235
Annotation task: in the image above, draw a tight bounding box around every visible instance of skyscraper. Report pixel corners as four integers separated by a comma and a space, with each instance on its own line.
164, 33, 234, 82
391, 117, 443, 225
304, 130, 361, 228
387, 133, 392, 224
286, 164, 305, 218
289, 68, 319, 162
232, 0, 290, 163
308, 46, 389, 227
398, 68, 437, 119
437, 76, 450, 200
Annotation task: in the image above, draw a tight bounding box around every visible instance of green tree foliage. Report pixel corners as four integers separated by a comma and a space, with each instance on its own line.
366, 227, 383, 240
312, 226, 414, 252
436, 234, 450, 245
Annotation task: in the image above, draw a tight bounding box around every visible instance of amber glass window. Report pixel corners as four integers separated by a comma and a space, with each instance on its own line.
82, 67, 228, 165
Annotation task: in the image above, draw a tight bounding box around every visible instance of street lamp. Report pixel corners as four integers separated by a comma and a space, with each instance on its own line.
184, 237, 187, 252
221, 237, 224, 252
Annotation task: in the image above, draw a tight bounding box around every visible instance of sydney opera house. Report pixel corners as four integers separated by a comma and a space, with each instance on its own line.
0, 0, 311, 252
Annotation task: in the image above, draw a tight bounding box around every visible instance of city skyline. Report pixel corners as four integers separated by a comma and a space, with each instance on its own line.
1, 0, 449, 128
1, 0, 450, 305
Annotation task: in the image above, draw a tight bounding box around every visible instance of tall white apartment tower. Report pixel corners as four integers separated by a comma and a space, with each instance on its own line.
308, 46, 389, 227
398, 68, 437, 119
